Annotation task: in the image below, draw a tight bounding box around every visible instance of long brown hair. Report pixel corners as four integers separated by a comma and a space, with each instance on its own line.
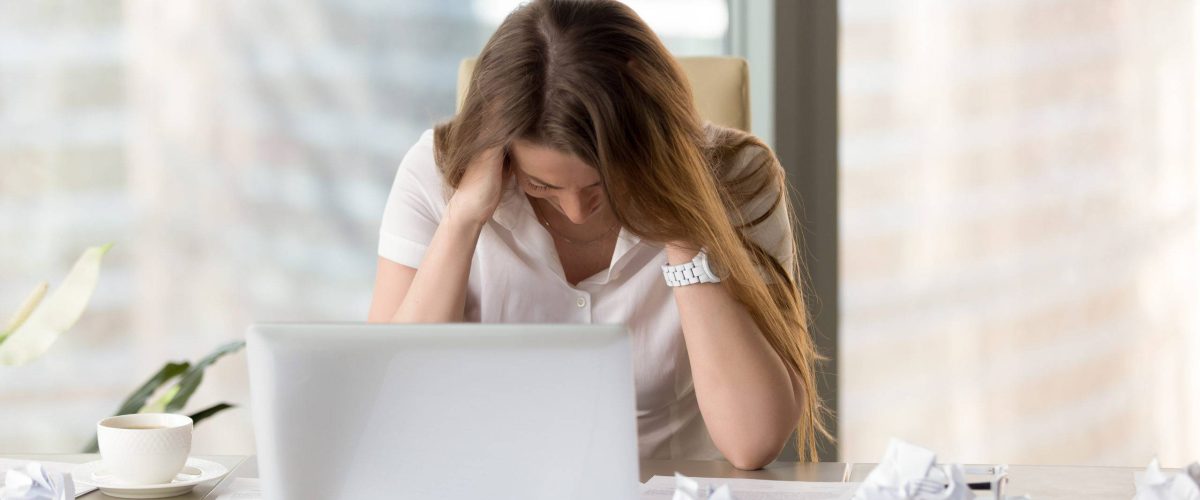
434, 0, 828, 461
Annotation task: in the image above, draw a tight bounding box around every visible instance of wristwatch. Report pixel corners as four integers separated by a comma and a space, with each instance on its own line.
662, 251, 722, 287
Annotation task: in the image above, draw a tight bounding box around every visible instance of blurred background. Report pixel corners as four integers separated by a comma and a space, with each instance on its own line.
1, 0, 1197, 467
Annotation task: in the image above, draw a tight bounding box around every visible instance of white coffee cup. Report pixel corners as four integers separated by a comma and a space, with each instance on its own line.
97, 413, 193, 485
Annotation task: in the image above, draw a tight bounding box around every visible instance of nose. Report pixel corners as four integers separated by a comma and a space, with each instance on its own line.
559, 192, 598, 224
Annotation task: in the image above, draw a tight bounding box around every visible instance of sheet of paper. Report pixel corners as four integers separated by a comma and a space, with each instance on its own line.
0, 458, 98, 498
640, 475, 858, 500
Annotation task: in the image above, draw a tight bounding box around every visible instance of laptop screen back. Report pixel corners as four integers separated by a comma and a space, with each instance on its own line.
246, 323, 638, 500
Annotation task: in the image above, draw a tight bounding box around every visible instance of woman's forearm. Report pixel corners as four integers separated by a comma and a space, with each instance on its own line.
667, 245, 804, 470
391, 211, 482, 323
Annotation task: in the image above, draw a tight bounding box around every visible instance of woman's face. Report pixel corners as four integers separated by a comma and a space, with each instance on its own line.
509, 140, 609, 225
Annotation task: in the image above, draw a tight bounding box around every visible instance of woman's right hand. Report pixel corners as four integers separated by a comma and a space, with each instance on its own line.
446, 146, 508, 228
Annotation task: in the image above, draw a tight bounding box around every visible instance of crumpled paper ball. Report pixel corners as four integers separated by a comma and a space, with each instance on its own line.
1133, 458, 1200, 500
2, 463, 74, 500
853, 439, 974, 500
673, 472, 737, 500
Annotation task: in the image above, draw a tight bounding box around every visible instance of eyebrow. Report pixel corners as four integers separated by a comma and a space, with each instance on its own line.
521, 170, 602, 189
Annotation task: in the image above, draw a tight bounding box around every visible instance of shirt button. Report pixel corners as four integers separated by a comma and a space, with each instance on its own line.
576, 297, 587, 308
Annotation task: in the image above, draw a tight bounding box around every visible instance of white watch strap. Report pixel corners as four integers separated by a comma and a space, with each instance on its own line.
662, 252, 720, 287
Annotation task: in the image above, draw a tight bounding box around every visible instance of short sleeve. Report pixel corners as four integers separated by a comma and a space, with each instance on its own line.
731, 145, 796, 280
378, 129, 445, 268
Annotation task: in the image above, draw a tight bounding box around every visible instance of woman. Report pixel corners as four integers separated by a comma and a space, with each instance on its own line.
368, 0, 826, 469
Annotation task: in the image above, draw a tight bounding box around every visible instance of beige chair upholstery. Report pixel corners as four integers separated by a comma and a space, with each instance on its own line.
456, 56, 751, 132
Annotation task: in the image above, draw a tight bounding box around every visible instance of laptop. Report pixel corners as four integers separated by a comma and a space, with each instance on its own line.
245, 323, 639, 500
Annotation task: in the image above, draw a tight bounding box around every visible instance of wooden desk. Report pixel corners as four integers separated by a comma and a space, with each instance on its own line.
2, 454, 1146, 499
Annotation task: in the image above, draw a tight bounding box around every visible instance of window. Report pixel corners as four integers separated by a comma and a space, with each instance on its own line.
839, 0, 1199, 465
0, 1, 729, 453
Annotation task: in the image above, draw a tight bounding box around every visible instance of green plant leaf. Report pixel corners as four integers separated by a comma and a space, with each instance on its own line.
82, 341, 244, 452
0, 244, 112, 366
163, 340, 245, 413
138, 385, 181, 414
188, 402, 235, 425
1, 282, 48, 344
116, 361, 191, 416
82, 360, 191, 452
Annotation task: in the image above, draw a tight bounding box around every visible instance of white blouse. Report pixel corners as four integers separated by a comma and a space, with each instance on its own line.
378, 128, 794, 460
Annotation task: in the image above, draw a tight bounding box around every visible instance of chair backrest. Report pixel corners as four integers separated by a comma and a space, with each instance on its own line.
455, 56, 751, 132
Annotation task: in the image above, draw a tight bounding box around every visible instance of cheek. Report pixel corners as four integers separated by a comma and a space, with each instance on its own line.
589, 189, 608, 207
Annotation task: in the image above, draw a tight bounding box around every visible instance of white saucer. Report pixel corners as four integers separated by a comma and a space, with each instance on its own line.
73, 457, 229, 499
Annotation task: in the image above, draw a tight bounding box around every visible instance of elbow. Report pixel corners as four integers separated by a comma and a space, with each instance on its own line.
710, 414, 800, 470
720, 432, 788, 470
725, 446, 781, 470
710, 410, 796, 465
